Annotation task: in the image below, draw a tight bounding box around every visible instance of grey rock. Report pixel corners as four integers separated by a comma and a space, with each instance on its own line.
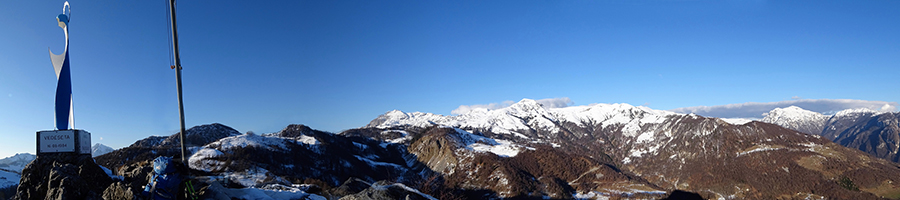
339, 180, 431, 200
12, 153, 112, 200
102, 182, 135, 200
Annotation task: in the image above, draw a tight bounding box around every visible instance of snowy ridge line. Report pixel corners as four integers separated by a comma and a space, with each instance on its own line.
371, 99, 897, 136
369, 99, 683, 137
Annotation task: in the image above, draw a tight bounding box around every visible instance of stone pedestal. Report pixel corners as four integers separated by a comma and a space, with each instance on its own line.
36, 129, 91, 155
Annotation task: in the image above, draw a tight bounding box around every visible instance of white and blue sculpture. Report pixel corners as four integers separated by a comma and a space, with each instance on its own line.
49, 2, 73, 130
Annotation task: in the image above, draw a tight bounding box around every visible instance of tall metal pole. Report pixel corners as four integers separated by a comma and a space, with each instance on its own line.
168, 0, 187, 164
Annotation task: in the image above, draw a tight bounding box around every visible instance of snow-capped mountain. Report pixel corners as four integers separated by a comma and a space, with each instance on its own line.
0, 153, 35, 189
822, 110, 900, 162
822, 108, 886, 140
0, 153, 35, 173
755, 106, 900, 163
368, 99, 676, 143
761, 106, 828, 135
365, 98, 900, 199
91, 143, 115, 157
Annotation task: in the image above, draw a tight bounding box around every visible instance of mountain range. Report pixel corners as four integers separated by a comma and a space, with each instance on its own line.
10, 98, 900, 199
365, 99, 900, 199
760, 106, 900, 162
90, 99, 900, 199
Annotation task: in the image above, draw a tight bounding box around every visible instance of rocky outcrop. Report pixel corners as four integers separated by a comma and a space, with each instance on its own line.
406, 127, 462, 174
339, 180, 435, 200
101, 182, 135, 200
330, 178, 375, 197
403, 127, 664, 199
13, 153, 114, 200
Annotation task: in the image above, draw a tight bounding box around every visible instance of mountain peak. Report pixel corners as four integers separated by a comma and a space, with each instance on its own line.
764, 106, 823, 118
761, 106, 827, 135
514, 98, 541, 106
159, 123, 242, 147
91, 143, 115, 157
504, 98, 550, 116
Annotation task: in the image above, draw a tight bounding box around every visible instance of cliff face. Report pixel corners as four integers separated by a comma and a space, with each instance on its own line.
14, 153, 114, 200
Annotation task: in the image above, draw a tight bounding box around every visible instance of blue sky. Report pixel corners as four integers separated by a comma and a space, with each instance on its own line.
1, 0, 899, 158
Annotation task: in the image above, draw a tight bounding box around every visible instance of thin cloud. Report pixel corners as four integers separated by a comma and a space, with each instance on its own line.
451, 97, 573, 115
670, 99, 899, 118
536, 97, 574, 109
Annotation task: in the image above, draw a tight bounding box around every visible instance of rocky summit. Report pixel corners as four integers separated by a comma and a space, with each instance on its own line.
13, 153, 114, 200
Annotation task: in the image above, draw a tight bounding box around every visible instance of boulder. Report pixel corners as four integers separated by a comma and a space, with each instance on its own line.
339, 180, 433, 200
115, 160, 153, 196
101, 182, 135, 200
13, 153, 113, 200
330, 178, 371, 197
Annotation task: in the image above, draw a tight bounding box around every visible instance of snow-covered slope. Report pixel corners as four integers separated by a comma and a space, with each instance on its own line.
0, 153, 35, 173
0, 169, 17, 189
91, 143, 115, 157
761, 106, 828, 135
720, 118, 755, 125
368, 99, 679, 140
0, 153, 35, 189
755, 106, 900, 162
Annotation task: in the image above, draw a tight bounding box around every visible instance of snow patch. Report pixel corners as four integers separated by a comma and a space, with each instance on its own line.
296, 135, 319, 146
352, 142, 368, 150
99, 164, 124, 181
635, 132, 655, 143
354, 155, 405, 169
209, 134, 288, 151
454, 128, 530, 157
189, 148, 227, 172
721, 118, 754, 125
737, 145, 783, 156
213, 183, 326, 200
227, 167, 287, 188
367, 182, 438, 200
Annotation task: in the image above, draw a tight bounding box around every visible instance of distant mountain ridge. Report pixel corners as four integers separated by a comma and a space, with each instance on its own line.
761, 106, 829, 135
0, 153, 35, 189
91, 143, 115, 157
760, 106, 900, 162
0, 153, 35, 173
